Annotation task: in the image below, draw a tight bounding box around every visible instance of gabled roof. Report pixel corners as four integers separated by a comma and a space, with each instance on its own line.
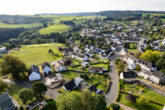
41, 62, 51, 70
0, 93, 14, 110
105, 48, 113, 56
152, 71, 165, 78
64, 79, 76, 91
88, 85, 97, 92
28, 65, 40, 76
122, 71, 137, 78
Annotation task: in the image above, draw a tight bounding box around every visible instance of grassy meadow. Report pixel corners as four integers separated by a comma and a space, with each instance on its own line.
0, 22, 43, 28
9, 43, 64, 67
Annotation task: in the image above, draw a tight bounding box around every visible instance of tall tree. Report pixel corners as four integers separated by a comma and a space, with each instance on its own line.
57, 90, 106, 110
32, 81, 47, 98
19, 88, 34, 104
0, 55, 27, 79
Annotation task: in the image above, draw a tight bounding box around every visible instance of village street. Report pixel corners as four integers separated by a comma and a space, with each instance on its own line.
105, 54, 119, 104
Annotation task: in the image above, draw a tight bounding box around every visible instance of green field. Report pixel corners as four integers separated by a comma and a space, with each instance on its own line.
39, 24, 70, 35
9, 43, 64, 67
0, 22, 43, 28
39, 16, 95, 35
127, 49, 138, 53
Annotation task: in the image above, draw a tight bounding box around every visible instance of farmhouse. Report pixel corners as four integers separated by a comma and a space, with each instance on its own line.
0, 47, 7, 54
0, 93, 16, 110
89, 67, 107, 73
41, 62, 51, 76
28, 65, 41, 82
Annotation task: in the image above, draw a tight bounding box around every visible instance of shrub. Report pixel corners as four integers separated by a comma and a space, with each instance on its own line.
110, 103, 120, 110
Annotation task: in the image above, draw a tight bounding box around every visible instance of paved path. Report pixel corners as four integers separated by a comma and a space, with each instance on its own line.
117, 103, 136, 110
105, 54, 119, 105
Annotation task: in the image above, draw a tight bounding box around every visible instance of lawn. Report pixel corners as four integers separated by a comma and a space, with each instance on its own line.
91, 63, 108, 70
127, 49, 138, 53
117, 93, 163, 110
10, 43, 64, 67
162, 19, 165, 23
0, 22, 43, 28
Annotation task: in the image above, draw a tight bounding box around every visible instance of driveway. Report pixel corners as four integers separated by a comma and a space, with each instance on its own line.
105, 54, 119, 105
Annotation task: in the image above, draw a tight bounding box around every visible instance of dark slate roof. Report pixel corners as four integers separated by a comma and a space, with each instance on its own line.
0, 93, 14, 110
41, 62, 51, 70
136, 59, 153, 68
88, 85, 97, 92
122, 71, 137, 78
64, 79, 76, 91
28, 65, 40, 76
105, 48, 113, 56
111, 43, 118, 48
152, 71, 165, 78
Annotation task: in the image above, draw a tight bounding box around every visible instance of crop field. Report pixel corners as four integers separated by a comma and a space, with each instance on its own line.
9, 43, 64, 67
0, 22, 43, 28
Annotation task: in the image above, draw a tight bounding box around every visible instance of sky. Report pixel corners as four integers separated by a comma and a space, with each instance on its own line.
0, 0, 165, 15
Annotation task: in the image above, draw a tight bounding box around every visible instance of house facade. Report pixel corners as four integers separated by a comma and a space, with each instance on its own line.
41, 62, 51, 76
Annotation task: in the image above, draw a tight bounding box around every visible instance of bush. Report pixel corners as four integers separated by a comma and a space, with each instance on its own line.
126, 94, 136, 103
0, 80, 7, 93
110, 103, 120, 110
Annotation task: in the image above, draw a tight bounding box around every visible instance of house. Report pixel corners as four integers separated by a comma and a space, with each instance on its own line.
28, 65, 41, 82
111, 43, 118, 51
150, 71, 165, 84
120, 70, 137, 79
71, 53, 84, 61
83, 55, 89, 61
162, 38, 165, 46
81, 62, 89, 67
0, 93, 16, 110
88, 85, 103, 95
138, 71, 152, 80
63, 77, 84, 92
84, 52, 93, 58
136, 59, 156, 72
89, 67, 107, 73
120, 48, 128, 56
41, 62, 51, 76
94, 48, 103, 54
61, 57, 71, 66
53, 61, 67, 72
56, 73, 63, 81
123, 52, 137, 70
0, 47, 7, 54
104, 48, 113, 58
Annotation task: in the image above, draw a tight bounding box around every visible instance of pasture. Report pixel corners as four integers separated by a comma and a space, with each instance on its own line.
0, 22, 43, 28
9, 43, 64, 67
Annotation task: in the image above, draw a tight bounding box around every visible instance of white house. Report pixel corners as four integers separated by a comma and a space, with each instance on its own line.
75, 77, 84, 87
0, 47, 7, 54
150, 71, 165, 84
81, 62, 89, 67
28, 65, 41, 81
53, 61, 67, 72
56, 73, 63, 81
120, 48, 128, 56
162, 38, 165, 46
41, 62, 51, 76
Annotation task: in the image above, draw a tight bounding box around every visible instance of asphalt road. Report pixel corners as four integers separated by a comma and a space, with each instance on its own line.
105, 54, 119, 105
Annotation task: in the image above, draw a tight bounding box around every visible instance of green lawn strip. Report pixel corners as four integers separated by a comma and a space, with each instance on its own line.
90, 63, 108, 70
127, 49, 138, 53
9, 43, 64, 67
117, 93, 163, 110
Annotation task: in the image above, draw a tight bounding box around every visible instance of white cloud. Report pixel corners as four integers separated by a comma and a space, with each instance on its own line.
0, 0, 164, 14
